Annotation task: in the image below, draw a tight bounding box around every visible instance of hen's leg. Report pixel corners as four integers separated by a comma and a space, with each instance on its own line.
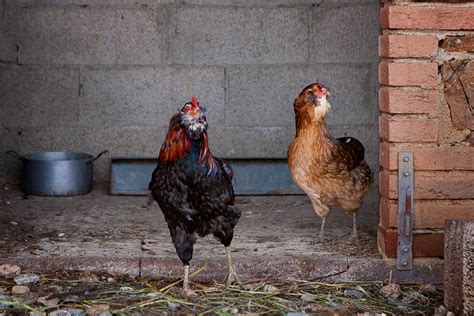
310, 201, 331, 243
319, 218, 327, 240
225, 246, 241, 288
350, 213, 358, 240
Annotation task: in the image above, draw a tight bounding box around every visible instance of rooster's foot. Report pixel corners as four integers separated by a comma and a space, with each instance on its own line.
225, 267, 242, 289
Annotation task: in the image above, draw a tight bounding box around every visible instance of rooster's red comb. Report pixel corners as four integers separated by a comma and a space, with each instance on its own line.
191, 97, 199, 109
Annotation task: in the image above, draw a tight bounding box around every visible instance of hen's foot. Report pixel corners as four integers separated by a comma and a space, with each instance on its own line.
349, 231, 358, 241
310, 233, 331, 245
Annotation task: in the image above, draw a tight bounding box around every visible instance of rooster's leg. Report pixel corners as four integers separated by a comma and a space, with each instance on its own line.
182, 264, 196, 297
350, 213, 358, 240
224, 246, 241, 288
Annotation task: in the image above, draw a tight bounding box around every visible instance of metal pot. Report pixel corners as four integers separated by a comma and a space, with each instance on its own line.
5, 150, 108, 196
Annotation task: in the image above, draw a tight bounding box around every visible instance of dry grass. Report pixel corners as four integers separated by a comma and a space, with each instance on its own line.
0, 267, 443, 315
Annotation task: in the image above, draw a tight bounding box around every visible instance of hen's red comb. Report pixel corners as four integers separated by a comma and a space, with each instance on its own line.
191, 97, 199, 109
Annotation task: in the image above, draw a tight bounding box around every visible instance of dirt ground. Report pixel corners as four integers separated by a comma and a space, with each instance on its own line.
0, 184, 380, 261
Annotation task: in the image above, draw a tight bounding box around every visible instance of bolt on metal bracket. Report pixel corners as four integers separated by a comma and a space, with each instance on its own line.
397, 152, 414, 270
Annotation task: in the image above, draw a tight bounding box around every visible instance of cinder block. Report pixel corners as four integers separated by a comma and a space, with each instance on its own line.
6, 0, 173, 6
0, 126, 22, 178
226, 64, 376, 127
79, 66, 225, 127
310, 3, 379, 63
208, 126, 294, 158
170, 6, 309, 65
444, 220, 474, 315
14, 6, 170, 65
0, 29, 16, 62
380, 197, 474, 229
17, 125, 169, 181
0, 65, 79, 128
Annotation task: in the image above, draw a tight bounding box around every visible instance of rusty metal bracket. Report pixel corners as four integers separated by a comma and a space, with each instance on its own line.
397, 152, 414, 270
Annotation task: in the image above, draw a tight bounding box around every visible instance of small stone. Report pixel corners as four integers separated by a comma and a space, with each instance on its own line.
0, 264, 21, 278
231, 308, 239, 314
48, 310, 73, 316
10, 221, 18, 225
420, 284, 437, 294
167, 301, 181, 310
343, 289, 365, 299
86, 304, 110, 315
119, 286, 134, 291
14, 273, 40, 285
434, 305, 448, 316
65, 295, 81, 303
57, 233, 65, 238
106, 277, 115, 283
402, 291, 429, 305
11, 285, 30, 295
37, 295, 60, 307
0, 294, 9, 308
145, 292, 161, 298
379, 283, 400, 300
263, 284, 279, 293
79, 272, 100, 283
141, 244, 152, 251
5, 201, 10, 205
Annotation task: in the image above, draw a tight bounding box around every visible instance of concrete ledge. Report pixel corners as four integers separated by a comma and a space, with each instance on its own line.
0, 256, 443, 285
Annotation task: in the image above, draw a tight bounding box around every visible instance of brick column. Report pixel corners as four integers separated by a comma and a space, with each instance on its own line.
378, 2, 474, 258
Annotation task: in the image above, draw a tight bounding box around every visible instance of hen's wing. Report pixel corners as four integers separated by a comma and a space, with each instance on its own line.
322, 136, 365, 174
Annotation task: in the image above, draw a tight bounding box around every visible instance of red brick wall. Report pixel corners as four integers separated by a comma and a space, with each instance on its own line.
378, 2, 474, 258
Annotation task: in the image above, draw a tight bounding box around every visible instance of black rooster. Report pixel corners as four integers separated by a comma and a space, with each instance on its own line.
149, 97, 241, 296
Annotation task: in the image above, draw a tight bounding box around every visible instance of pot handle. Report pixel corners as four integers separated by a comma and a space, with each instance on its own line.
86, 150, 109, 165
5, 150, 23, 161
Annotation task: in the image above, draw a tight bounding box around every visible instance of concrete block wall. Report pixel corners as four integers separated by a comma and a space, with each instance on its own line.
0, 0, 380, 208
378, 1, 474, 258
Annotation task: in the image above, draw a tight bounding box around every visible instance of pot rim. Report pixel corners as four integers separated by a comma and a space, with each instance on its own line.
22, 151, 94, 162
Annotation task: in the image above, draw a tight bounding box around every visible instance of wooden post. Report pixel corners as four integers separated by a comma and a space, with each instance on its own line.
444, 220, 474, 315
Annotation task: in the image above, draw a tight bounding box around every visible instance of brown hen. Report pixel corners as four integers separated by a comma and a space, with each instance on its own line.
288, 83, 373, 241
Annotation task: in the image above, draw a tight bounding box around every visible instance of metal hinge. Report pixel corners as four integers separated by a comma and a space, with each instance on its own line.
397, 152, 414, 270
